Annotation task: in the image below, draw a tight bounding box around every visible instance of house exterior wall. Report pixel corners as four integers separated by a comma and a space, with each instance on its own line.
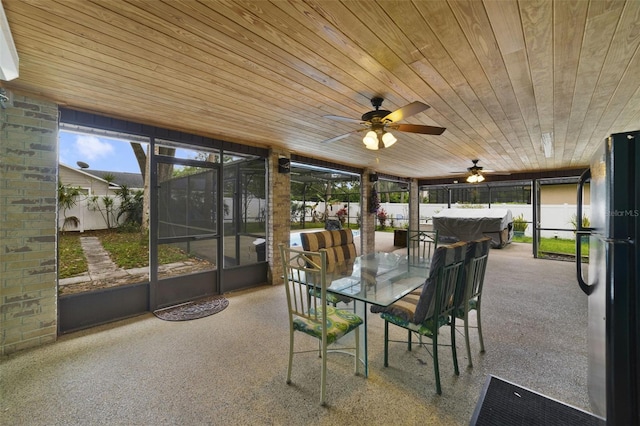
59, 166, 112, 195
58, 165, 118, 232
1, 92, 59, 355
541, 183, 590, 204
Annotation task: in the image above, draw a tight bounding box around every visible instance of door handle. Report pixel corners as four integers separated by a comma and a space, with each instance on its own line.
576, 168, 594, 295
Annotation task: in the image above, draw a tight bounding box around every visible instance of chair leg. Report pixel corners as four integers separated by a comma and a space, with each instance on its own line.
384, 320, 389, 367
354, 326, 360, 375
433, 329, 441, 395
320, 337, 327, 406
287, 329, 294, 384
450, 316, 459, 376
477, 304, 485, 353
407, 329, 412, 351
464, 310, 473, 368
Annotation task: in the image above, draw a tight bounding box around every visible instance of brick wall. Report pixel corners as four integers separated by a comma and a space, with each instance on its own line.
1, 91, 58, 355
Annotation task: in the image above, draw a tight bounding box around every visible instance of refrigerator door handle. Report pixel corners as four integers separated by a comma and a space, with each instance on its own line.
576, 168, 595, 295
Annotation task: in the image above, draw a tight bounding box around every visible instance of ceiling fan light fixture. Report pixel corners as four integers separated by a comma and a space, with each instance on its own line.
466, 173, 485, 183
363, 131, 378, 149
381, 131, 397, 148
323, 98, 446, 146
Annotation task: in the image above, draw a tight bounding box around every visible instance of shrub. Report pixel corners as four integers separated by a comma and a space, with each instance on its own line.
512, 214, 528, 232
377, 208, 388, 228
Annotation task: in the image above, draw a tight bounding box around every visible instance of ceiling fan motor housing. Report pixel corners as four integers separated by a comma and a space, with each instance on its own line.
361, 109, 392, 123
362, 97, 392, 123
468, 159, 483, 173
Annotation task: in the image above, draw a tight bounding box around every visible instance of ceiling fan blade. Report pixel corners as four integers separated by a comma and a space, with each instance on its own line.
393, 123, 446, 135
449, 170, 511, 175
484, 171, 512, 175
323, 115, 363, 124
321, 131, 359, 144
383, 101, 430, 122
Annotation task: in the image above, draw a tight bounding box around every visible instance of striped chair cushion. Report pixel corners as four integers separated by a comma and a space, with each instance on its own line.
454, 237, 491, 307
329, 229, 353, 246
371, 241, 468, 325
301, 229, 357, 275
300, 230, 334, 252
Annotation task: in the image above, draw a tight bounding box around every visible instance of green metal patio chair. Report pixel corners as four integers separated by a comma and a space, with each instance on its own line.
371, 241, 468, 395
278, 244, 363, 406
407, 229, 439, 266
455, 237, 491, 368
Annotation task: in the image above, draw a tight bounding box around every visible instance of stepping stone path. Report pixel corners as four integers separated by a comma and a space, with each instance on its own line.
80, 236, 123, 278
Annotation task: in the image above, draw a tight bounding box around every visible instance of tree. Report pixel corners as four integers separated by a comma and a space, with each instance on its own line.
129, 143, 176, 231
87, 194, 116, 229
58, 182, 82, 232
115, 185, 144, 229
131, 142, 150, 231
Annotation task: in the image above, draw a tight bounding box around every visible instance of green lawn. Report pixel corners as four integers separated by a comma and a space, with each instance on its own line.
58, 233, 88, 278
59, 229, 588, 279
58, 230, 190, 278
512, 235, 589, 256
99, 230, 189, 269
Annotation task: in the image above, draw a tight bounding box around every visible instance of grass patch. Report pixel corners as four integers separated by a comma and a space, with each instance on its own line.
58, 229, 191, 277
58, 232, 88, 278
99, 230, 190, 268
512, 235, 589, 256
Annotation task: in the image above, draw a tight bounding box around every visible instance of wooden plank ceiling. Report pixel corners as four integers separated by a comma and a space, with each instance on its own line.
2, 0, 639, 179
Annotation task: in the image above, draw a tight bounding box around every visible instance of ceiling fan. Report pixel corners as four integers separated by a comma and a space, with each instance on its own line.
452, 160, 510, 183
321, 97, 446, 150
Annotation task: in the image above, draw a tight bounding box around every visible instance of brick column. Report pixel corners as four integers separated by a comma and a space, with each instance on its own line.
267, 150, 290, 285
409, 178, 420, 231
1, 91, 59, 355
361, 170, 376, 255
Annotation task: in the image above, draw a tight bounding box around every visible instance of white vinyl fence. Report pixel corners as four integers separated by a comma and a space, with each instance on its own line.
59, 195, 125, 232
294, 201, 589, 240
63, 197, 589, 241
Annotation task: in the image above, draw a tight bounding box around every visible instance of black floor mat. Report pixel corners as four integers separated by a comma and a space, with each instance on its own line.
470, 375, 605, 426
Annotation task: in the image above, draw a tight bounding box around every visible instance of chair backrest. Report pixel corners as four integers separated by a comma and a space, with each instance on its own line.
413, 241, 467, 324
279, 244, 328, 331
300, 229, 356, 276
407, 229, 439, 266
455, 237, 491, 308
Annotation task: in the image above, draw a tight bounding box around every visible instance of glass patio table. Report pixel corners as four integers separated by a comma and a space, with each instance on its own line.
327, 252, 430, 377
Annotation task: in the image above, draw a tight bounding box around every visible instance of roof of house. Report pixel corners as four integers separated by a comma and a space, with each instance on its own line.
60, 164, 144, 189
85, 170, 144, 189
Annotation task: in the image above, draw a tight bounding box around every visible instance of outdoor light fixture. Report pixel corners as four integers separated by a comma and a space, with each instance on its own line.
363, 130, 397, 150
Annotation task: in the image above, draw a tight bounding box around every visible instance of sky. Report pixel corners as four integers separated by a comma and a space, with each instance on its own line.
59, 131, 143, 173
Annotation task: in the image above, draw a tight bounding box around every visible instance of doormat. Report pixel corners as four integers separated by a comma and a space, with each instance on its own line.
153, 295, 229, 321
470, 375, 605, 425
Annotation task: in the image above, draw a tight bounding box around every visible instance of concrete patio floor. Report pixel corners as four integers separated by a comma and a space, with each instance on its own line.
1, 237, 592, 425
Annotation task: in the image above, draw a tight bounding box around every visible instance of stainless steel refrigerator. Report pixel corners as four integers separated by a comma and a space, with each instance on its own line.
576, 130, 640, 425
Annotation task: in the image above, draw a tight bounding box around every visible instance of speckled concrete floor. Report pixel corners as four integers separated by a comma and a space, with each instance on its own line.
1, 242, 593, 425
